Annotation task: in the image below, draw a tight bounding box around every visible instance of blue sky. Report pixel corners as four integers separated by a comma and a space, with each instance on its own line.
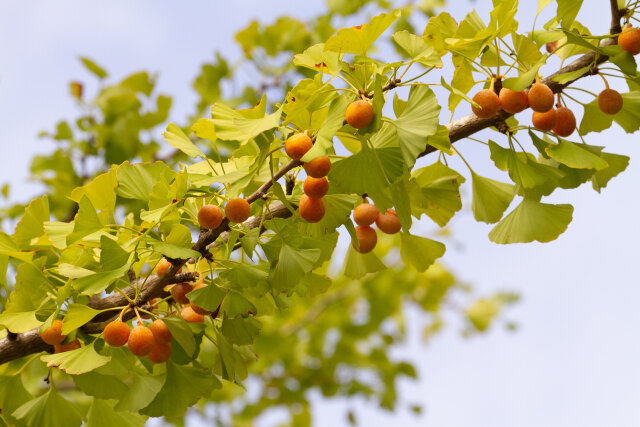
1, 1, 639, 426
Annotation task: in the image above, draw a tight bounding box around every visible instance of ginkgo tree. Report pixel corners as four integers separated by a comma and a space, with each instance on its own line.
0, 0, 638, 425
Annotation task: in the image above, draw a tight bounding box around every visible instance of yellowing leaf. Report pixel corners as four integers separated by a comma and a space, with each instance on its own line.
324, 10, 401, 56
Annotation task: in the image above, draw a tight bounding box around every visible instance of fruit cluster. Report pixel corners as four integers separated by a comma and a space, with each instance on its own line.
198, 198, 251, 230
352, 200, 401, 253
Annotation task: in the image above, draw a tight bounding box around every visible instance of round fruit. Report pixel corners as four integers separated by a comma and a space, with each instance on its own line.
553, 107, 577, 137
55, 339, 81, 353
546, 41, 559, 53
303, 177, 329, 199
148, 342, 172, 364
181, 306, 204, 323
598, 89, 623, 115
299, 194, 325, 223
103, 320, 130, 347
528, 83, 554, 113
171, 282, 193, 305
127, 325, 155, 357
345, 100, 374, 129
499, 88, 528, 114
189, 283, 212, 315
532, 109, 558, 132
285, 133, 313, 160
156, 258, 172, 276
375, 209, 401, 234
353, 202, 378, 226
619, 25, 640, 56
353, 225, 377, 254
471, 89, 501, 118
304, 156, 331, 178
149, 319, 172, 345
41, 320, 65, 345
226, 198, 251, 223
198, 204, 224, 229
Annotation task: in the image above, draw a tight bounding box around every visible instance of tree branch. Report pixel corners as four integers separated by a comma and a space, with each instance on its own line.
0, 6, 624, 366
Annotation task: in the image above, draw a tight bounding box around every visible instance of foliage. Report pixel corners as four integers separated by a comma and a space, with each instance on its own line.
0, 0, 636, 425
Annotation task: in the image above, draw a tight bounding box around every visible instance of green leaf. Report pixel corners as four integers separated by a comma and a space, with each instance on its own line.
116, 161, 176, 201
471, 172, 516, 224
221, 290, 257, 317
163, 317, 197, 357
270, 245, 321, 292
0, 375, 33, 422
61, 304, 102, 335
391, 85, 440, 168
72, 259, 133, 295
115, 374, 165, 413
211, 94, 282, 141
545, 140, 608, 170
392, 31, 441, 66
324, 10, 401, 56
163, 123, 206, 158
400, 233, 446, 272
41, 342, 111, 374
488, 198, 574, 244
13, 387, 84, 427
99, 235, 129, 271
551, 65, 590, 84
344, 246, 386, 279
67, 196, 103, 244
13, 195, 49, 249
489, 141, 549, 189
0, 311, 42, 333
502, 59, 544, 91
537, 0, 553, 14
72, 372, 128, 399
466, 299, 500, 331
141, 361, 219, 418
120, 71, 154, 96
411, 161, 465, 227
591, 152, 630, 192
221, 316, 261, 345
557, 0, 583, 29
293, 43, 341, 75
80, 56, 108, 79
148, 240, 201, 260
86, 398, 146, 427
69, 169, 118, 221
330, 145, 404, 195
302, 95, 350, 161
187, 283, 226, 312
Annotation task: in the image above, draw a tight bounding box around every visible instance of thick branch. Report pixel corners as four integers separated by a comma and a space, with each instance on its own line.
0, 6, 624, 366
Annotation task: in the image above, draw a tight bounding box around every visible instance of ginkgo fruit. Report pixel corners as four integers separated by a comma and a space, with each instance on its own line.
553, 107, 577, 137
471, 89, 501, 118
299, 194, 325, 223
189, 283, 212, 315
375, 209, 401, 234
198, 204, 224, 229
226, 198, 251, 223
103, 320, 130, 347
532, 108, 558, 132
171, 282, 193, 304
285, 133, 313, 160
353, 225, 377, 253
149, 319, 172, 345
303, 176, 329, 199
619, 25, 640, 55
598, 88, 623, 115
303, 155, 331, 178
41, 320, 65, 345
345, 99, 374, 129
528, 83, 554, 112
148, 342, 172, 364
353, 202, 378, 226
156, 258, 172, 276
499, 88, 528, 114
181, 306, 204, 323
127, 325, 155, 356
55, 339, 81, 353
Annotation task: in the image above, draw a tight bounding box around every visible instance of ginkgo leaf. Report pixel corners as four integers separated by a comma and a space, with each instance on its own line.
301, 95, 350, 161
324, 10, 401, 56
221, 316, 262, 345
163, 122, 205, 158
270, 245, 321, 292
488, 198, 574, 244
12, 196, 49, 250
501, 60, 544, 91
0, 375, 33, 421
545, 140, 609, 170
13, 387, 84, 427
211, 94, 282, 141
221, 290, 257, 318
163, 317, 197, 357
41, 342, 111, 375
591, 152, 629, 192
343, 246, 386, 279
330, 146, 404, 195
72, 258, 133, 295
115, 374, 165, 413
85, 398, 146, 427
140, 361, 219, 418
67, 196, 102, 244
400, 233, 446, 272
187, 283, 226, 312
116, 161, 175, 201
293, 43, 341, 75
0, 311, 42, 333
99, 235, 130, 271
392, 85, 440, 168
72, 372, 129, 399
392, 31, 442, 66
411, 161, 465, 227
61, 304, 102, 335
471, 172, 516, 224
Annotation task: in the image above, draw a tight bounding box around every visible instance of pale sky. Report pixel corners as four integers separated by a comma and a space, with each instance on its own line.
0, 1, 639, 426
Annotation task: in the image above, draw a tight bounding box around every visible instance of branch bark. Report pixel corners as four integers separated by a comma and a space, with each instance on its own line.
0, 4, 624, 366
